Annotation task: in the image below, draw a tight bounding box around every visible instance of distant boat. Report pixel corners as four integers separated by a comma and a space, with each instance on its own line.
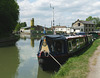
37, 35, 93, 70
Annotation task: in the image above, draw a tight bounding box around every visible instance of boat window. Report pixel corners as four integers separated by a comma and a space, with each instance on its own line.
88, 36, 92, 42
47, 40, 54, 52
54, 41, 62, 53
47, 40, 63, 53
68, 40, 73, 52
76, 39, 80, 48
79, 38, 83, 44
72, 39, 77, 49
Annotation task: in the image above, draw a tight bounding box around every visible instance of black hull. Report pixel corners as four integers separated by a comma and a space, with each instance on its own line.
37, 43, 92, 71
38, 55, 68, 71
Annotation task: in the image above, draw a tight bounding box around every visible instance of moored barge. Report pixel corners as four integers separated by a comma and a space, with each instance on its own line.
37, 35, 93, 70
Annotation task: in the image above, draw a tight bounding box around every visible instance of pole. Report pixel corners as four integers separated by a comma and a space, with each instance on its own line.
52, 7, 54, 34
50, 4, 55, 34
49, 54, 62, 67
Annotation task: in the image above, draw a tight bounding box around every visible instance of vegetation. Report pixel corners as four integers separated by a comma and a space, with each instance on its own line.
86, 16, 100, 30
14, 22, 27, 31
0, 0, 19, 36
86, 16, 93, 21
52, 39, 100, 78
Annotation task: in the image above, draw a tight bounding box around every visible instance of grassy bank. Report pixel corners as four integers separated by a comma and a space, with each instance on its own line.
52, 39, 100, 78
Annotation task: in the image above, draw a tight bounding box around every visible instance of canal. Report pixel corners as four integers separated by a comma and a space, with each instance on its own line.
0, 35, 53, 78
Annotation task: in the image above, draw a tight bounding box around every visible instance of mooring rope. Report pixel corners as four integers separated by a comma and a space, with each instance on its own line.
49, 53, 62, 67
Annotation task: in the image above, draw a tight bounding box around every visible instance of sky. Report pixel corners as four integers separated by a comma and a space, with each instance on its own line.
17, 0, 100, 27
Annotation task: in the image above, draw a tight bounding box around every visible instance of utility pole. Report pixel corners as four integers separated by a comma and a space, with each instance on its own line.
50, 4, 55, 26
50, 4, 55, 34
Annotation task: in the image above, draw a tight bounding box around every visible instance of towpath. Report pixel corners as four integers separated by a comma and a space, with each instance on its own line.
87, 46, 100, 78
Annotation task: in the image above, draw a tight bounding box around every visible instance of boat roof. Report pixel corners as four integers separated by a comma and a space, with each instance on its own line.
45, 35, 66, 40
43, 35, 86, 40
66, 35, 86, 39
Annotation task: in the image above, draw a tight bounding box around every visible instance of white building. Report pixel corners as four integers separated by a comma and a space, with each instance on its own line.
54, 26, 67, 32
20, 27, 31, 34
52, 26, 72, 34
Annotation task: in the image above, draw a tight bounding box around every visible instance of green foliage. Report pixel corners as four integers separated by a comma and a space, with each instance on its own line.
15, 22, 27, 31
47, 31, 53, 34
93, 17, 100, 27
0, 0, 19, 36
31, 30, 37, 34
31, 28, 34, 30
96, 27, 100, 30
52, 39, 100, 78
86, 16, 93, 21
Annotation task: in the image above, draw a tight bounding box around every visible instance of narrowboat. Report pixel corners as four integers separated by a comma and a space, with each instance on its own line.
37, 35, 93, 70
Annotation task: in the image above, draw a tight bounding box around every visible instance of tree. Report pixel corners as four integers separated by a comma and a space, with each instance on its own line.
93, 17, 100, 27
86, 16, 93, 21
15, 22, 27, 31
0, 0, 19, 36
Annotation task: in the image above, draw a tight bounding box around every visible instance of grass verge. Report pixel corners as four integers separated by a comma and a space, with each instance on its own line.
52, 39, 100, 78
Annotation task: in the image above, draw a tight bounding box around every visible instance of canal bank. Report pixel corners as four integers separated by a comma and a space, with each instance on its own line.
52, 39, 100, 78
0, 34, 19, 47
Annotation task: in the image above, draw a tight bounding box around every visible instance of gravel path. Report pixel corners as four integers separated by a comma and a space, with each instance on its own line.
87, 46, 100, 78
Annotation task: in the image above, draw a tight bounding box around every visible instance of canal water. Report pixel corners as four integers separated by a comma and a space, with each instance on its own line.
0, 35, 53, 78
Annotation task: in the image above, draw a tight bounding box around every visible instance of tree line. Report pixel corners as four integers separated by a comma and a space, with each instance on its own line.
0, 0, 19, 36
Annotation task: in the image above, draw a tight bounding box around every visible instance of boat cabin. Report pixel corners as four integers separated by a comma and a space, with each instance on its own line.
38, 35, 93, 57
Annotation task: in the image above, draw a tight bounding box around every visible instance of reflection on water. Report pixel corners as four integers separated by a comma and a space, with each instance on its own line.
37, 66, 54, 78
0, 46, 19, 78
31, 38, 34, 47
0, 35, 53, 78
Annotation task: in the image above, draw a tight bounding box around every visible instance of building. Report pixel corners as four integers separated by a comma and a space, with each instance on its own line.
20, 27, 31, 34
72, 19, 95, 33
52, 26, 67, 33
51, 26, 73, 34
51, 26, 74, 34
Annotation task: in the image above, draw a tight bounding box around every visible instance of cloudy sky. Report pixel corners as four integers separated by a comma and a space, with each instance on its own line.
17, 0, 100, 27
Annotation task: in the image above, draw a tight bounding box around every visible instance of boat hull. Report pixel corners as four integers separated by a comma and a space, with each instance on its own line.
37, 54, 68, 71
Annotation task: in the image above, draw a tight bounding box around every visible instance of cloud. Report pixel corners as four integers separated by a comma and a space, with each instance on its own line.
17, 0, 100, 27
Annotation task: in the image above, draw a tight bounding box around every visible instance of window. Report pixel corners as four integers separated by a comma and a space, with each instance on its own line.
92, 25, 94, 27
78, 23, 80, 26
68, 41, 73, 52
48, 40, 63, 53
92, 29, 94, 31
86, 24, 88, 27
76, 39, 80, 49
81, 29, 83, 31
72, 39, 77, 49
